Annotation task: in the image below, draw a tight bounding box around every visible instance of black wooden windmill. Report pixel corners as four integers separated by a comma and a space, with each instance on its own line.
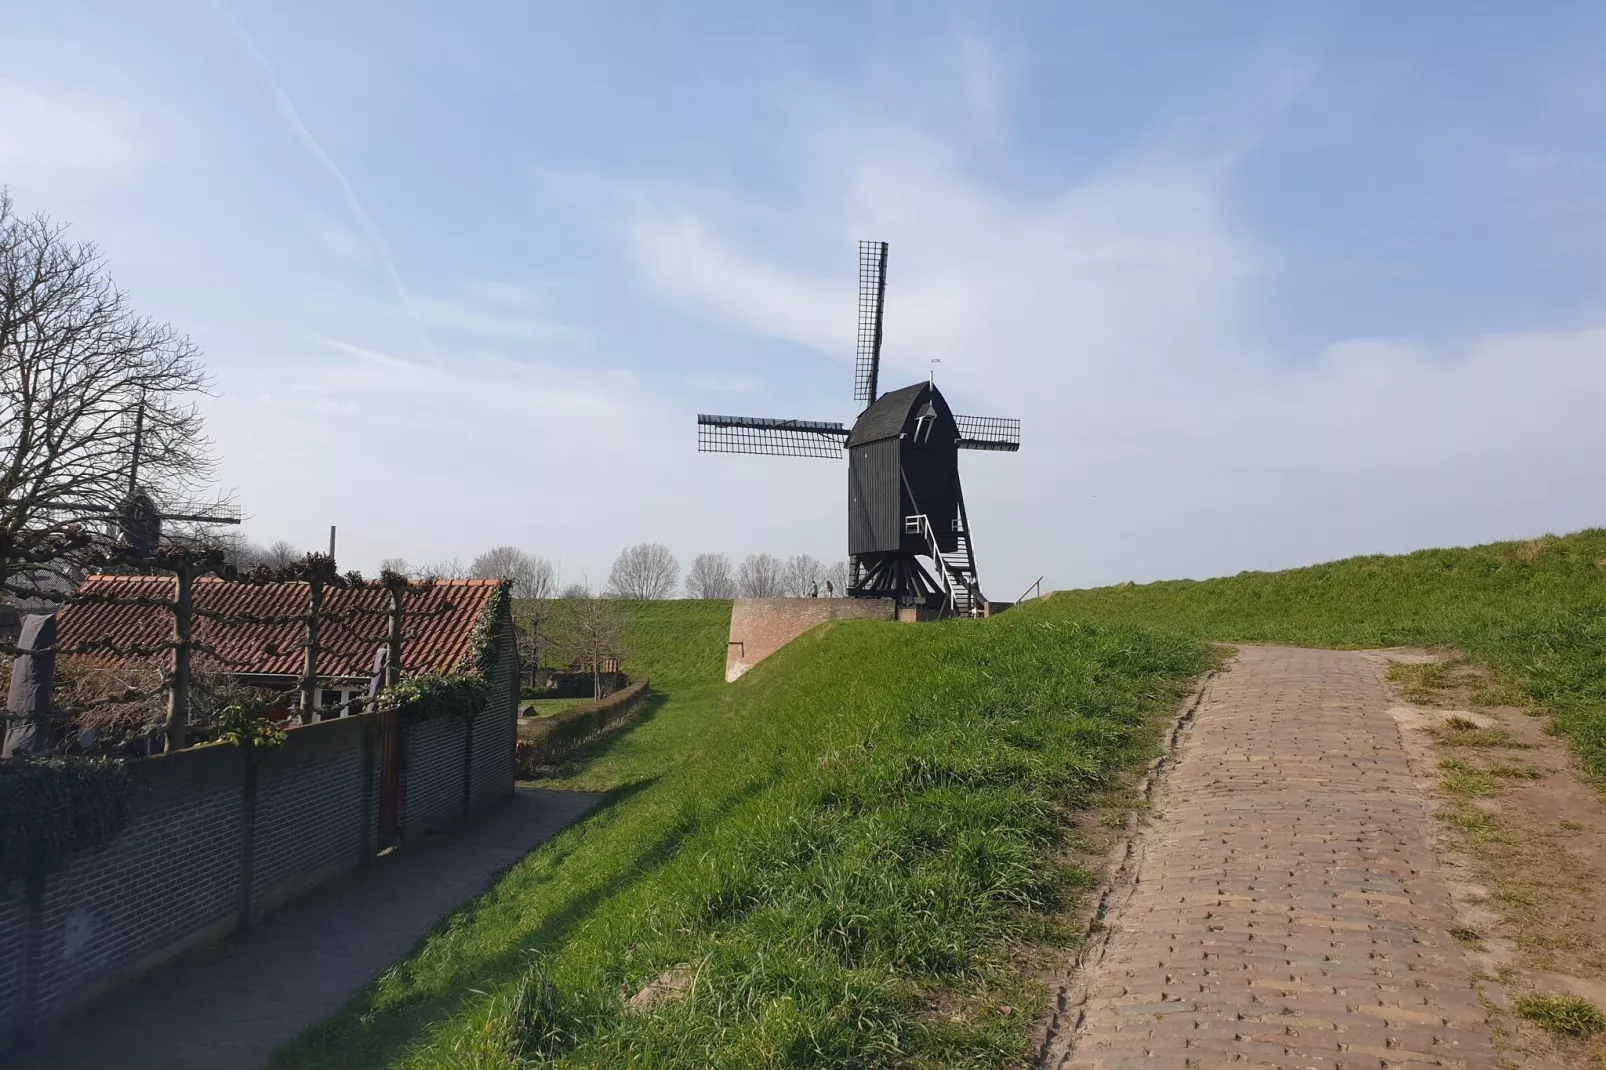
697, 241, 1020, 615
56, 400, 241, 556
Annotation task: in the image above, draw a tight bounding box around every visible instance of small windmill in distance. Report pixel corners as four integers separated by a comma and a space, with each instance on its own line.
61, 400, 241, 557
697, 241, 1020, 616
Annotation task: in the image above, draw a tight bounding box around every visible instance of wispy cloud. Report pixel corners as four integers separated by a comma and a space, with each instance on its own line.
0, 81, 138, 184
416, 297, 590, 345
210, 2, 437, 362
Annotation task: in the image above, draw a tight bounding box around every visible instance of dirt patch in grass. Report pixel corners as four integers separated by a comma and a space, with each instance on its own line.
1382, 650, 1606, 1069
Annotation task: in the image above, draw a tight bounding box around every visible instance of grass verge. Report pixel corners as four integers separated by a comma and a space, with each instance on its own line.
1039, 529, 1606, 779
1513, 994, 1606, 1038
271, 606, 1208, 1068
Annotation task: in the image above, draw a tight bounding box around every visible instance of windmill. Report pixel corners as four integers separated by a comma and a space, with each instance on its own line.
697, 241, 1020, 616
40, 400, 241, 557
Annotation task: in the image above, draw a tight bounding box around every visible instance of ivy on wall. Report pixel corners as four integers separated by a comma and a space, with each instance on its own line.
462, 578, 512, 680
380, 673, 489, 726
0, 757, 130, 880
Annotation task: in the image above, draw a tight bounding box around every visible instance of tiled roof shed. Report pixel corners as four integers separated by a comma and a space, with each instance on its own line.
57, 576, 505, 679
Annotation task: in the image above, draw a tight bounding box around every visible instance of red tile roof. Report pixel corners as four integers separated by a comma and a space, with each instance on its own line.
58, 576, 503, 679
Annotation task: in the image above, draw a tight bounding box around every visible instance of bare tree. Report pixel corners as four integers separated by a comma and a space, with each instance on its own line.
822, 558, 850, 597
228, 536, 271, 569
470, 545, 555, 599
559, 581, 591, 599
780, 553, 823, 597
607, 542, 679, 599
684, 552, 737, 598
378, 556, 411, 577
419, 556, 468, 580
263, 540, 302, 569
548, 590, 628, 699
513, 609, 550, 682
736, 552, 784, 597
1, 190, 217, 586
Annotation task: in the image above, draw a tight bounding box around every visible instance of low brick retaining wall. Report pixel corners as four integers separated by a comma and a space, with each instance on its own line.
725, 598, 896, 681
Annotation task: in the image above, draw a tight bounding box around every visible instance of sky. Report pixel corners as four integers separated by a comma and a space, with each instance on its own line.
4, 1, 1605, 595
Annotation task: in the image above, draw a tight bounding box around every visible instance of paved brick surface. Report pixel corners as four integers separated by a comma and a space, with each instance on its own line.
1063, 647, 1497, 1070
12, 788, 602, 1070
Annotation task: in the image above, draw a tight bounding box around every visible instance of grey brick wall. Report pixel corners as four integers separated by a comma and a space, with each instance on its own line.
402, 715, 465, 839
471, 626, 518, 811
0, 656, 510, 1051
0, 879, 26, 1050
249, 717, 369, 914
33, 746, 246, 1022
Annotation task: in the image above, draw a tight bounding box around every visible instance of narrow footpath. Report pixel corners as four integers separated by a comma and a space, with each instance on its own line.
14, 787, 602, 1070
1053, 646, 1498, 1070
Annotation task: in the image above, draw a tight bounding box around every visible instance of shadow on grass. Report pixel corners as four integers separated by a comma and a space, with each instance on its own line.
270, 772, 766, 1070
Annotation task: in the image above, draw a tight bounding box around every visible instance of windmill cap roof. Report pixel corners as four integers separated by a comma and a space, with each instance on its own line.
847, 382, 947, 447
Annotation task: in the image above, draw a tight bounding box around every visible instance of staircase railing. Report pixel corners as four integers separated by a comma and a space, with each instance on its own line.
906, 512, 975, 616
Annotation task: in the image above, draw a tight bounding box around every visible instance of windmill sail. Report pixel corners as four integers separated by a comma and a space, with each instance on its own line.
954, 415, 1021, 452
854, 240, 888, 406
697, 414, 848, 458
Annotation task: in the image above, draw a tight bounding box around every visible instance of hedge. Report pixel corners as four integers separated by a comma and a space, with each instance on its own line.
0, 757, 130, 880
516, 677, 651, 774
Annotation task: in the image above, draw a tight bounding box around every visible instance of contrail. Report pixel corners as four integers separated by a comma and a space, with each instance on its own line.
210, 2, 437, 361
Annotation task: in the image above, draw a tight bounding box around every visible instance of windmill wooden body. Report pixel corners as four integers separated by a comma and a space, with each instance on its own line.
697, 242, 1019, 615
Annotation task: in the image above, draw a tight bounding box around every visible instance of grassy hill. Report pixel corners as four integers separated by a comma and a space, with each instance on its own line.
1039, 528, 1606, 779
272, 603, 1208, 1068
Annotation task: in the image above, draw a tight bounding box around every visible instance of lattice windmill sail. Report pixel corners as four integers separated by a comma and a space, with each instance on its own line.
696, 241, 1021, 615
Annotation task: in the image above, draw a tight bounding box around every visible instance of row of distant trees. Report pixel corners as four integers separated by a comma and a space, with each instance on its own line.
228, 539, 847, 601
593, 544, 849, 600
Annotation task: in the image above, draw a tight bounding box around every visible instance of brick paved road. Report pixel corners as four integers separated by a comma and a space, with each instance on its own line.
13, 787, 602, 1070
1059, 646, 1497, 1070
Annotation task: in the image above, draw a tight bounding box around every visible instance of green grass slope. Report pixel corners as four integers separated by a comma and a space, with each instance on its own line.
272, 606, 1209, 1069
1037, 528, 1606, 778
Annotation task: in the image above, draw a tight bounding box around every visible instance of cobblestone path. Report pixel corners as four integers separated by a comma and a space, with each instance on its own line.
1059, 646, 1497, 1070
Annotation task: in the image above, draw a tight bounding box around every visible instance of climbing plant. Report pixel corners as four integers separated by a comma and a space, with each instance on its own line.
380, 673, 489, 726
463, 578, 512, 679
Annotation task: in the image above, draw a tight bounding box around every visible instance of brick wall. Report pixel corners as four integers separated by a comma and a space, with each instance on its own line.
0, 880, 26, 1048
0, 634, 520, 1052
249, 717, 371, 917
0, 717, 379, 1047
33, 746, 246, 1022
725, 597, 896, 682
470, 627, 518, 811
401, 714, 465, 839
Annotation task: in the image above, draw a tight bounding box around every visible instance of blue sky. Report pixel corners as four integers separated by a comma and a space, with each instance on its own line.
4, 2, 1605, 594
